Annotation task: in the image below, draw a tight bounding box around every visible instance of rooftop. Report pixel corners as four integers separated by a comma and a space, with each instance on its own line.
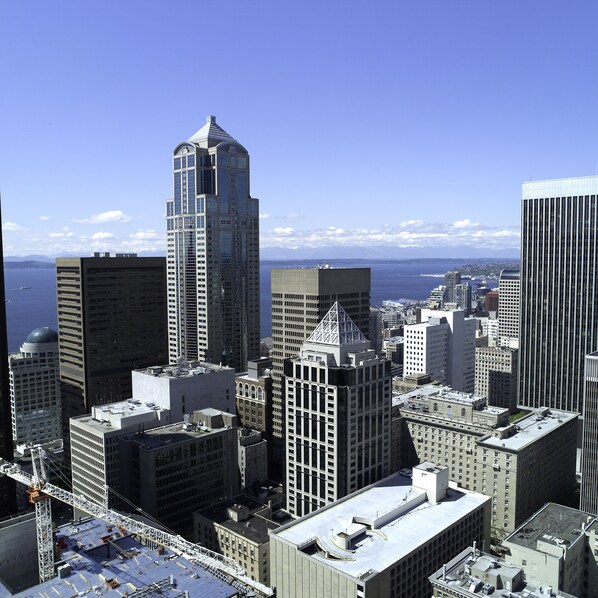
0, 517, 238, 598
307, 302, 368, 347
138, 360, 233, 379
197, 495, 293, 545
123, 421, 227, 450
73, 399, 169, 432
187, 115, 246, 151
272, 472, 489, 579
503, 503, 598, 553
480, 408, 578, 451
430, 546, 576, 597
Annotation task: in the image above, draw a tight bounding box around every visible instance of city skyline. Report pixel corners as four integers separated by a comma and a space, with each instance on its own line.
1, 1, 597, 257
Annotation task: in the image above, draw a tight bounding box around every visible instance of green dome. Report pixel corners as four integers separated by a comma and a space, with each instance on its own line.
26, 327, 58, 344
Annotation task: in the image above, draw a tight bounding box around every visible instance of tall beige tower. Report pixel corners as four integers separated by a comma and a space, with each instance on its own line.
166, 116, 260, 372
270, 266, 370, 479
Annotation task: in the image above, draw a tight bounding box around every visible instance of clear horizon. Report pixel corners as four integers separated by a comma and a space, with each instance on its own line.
1, 1, 596, 257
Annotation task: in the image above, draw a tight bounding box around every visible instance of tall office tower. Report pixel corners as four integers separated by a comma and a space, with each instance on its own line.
166, 116, 260, 372
581, 352, 598, 513
445, 270, 461, 303
57, 254, 168, 424
0, 202, 16, 516
284, 303, 391, 517
270, 266, 370, 479
519, 176, 598, 413
9, 327, 62, 450
404, 308, 476, 393
453, 282, 472, 316
498, 269, 520, 347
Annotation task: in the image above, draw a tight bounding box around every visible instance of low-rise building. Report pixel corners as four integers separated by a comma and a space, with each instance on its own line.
195, 493, 292, 586
430, 544, 576, 597
501, 503, 598, 598
270, 464, 490, 598
393, 385, 577, 540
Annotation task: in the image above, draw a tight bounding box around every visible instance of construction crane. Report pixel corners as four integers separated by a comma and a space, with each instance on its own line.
0, 448, 274, 597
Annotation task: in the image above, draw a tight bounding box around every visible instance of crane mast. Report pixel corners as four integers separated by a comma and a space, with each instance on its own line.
0, 449, 274, 597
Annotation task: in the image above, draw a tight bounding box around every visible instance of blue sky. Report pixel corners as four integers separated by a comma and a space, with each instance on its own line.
1, 0, 597, 258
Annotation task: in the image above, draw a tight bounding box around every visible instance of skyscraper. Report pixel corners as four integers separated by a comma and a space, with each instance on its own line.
270, 267, 371, 479
284, 303, 391, 517
10, 327, 62, 450
57, 254, 168, 424
498, 269, 519, 347
519, 176, 598, 413
166, 116, 260, 372
581, 351, 598, 514
445, 270, 461, 303
0, 200, 17, 516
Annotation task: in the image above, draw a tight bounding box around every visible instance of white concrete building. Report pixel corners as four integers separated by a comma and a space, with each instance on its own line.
404, 308, 475, 392
70, 360, 235, 509
270, 464, 490, 598
9, 327, 62, 453
498, 269, 520, 348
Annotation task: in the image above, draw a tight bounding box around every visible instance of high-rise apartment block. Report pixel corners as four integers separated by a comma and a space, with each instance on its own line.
404, 308, 475, 393
498, 269, 519, 347
393, 385, 577, 540
270, 466, 490, 598
56, 254, 168, 422
9, 327, 61, 451
453, 282, 472, 316
284, 303, 391, 517
520, 176, 598, 413
166, 116, 260, 371
474, 345, 518, 412
581, 351, 598, 513
270, 267, 370, 478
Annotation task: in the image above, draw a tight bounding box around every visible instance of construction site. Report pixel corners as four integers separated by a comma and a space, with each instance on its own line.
0, 450, 274, 597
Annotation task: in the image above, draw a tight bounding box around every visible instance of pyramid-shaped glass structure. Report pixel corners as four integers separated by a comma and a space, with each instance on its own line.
307, 302, 368, 346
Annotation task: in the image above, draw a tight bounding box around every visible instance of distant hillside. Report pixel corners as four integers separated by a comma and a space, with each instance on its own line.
4, 260, 55, 269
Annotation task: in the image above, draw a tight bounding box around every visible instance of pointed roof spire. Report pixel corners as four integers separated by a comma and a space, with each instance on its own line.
188, 115, 241, 149
307, 302, 368, 346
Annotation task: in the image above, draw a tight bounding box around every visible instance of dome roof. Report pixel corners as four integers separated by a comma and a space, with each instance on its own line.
26, 327, 58, 344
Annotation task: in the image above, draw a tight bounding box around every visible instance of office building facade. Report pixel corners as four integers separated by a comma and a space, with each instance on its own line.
270, 466, 490, 598
393, 386, 577, 540
519, 176, 598, 413
56, 254, 168, 423
474, 345, 518, 412
581, 351, 598, 513
284, 303, 391, 517
270, 267, 370, 478
166, 116, 260, 371
9, 327, 61, 450
498, 269, 520, 347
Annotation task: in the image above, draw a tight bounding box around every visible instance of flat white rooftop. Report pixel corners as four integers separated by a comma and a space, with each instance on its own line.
72, 399, 168, 432
138, 361, 233, 379
481, 409, 577, 451
273, 473, 489, 579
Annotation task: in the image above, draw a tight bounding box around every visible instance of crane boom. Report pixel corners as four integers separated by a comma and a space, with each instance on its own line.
0, 454, 274, 597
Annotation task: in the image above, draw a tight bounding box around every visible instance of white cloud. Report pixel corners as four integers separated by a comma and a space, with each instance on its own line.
261, 221, 520, 250
2, 221, 26, 231
39, 216, 50, 221
91, 231, 115, 240
48, 232, 75, 238
285, 212, 303, 219
73, 210, 132, 224
453, 219, 480, 229
129, 230, 159, 240
259, 213, 270, 220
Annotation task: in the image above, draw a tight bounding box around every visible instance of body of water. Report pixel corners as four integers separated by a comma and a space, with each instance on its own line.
3, 258, 501, 351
